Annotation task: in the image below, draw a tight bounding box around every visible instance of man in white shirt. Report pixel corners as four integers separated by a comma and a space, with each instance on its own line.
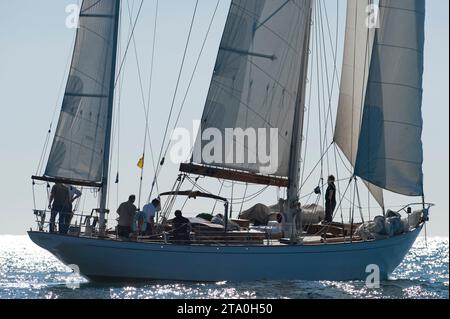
63, 185, 82, 234
68, 186, 82, 205
142, 198, 161, 235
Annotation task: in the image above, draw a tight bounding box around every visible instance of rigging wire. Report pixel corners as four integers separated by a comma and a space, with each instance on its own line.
230, 182, 235, 219
184, 176, 269, 206
108, 0, 128, 209
299, 0, 361, 228
349, 0, 358, 173
330, 0, 347, 226
114, 0, 144, 87
160, 0, 221, 163
181, 176, 200, 211
354, 178, 366, 223
142, 0, 161, 200
319, 0, 336, 178
109, 0, 139, 209
300, 142, 333, 190
148, 0, 200, 201
210, 180, 225, 215
149, 0, 221, 201
321, 0, 347, 225
222, 186, 270, 206
317, 1, 331, 179
239, 183, 249, 215
114, 6, 125, 210
299, 11, 316, 194
314, 3, 325, 193
127, 0, 160, 208
322, 0, 342, 92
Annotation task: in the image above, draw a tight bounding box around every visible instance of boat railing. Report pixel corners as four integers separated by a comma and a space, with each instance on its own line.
32, 209, 112, 237
31, 209, 291, 245
394, 202, 435, 214
32, 202, 432, 245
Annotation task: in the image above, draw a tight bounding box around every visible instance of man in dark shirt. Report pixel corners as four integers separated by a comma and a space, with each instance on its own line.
48, 183, 70, 234
117, 195, 137, 238
325, 175, 337, 223
172, 210, 191, 244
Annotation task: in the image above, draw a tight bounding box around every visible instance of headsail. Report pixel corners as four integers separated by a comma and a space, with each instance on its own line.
335, 0, 375, 166
44, 0, 121, 186
190, 0, 313, 181
355, 0, 425, 197
334, 0, 383, 206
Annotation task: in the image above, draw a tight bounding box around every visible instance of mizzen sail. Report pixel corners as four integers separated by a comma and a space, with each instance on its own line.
355, 0, 425, 197
192, 0, 313, 179
44, 0, 120, 185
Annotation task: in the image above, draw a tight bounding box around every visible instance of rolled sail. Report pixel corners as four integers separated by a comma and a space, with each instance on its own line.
192, 0, 312, 178
44, 0, 120, 185
355, 0, 425, 197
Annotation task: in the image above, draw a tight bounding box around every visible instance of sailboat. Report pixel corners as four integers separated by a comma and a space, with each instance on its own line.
28, 0, 433, 282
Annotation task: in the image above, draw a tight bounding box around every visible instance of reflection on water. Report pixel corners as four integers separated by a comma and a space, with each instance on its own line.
0, 236, 448, 299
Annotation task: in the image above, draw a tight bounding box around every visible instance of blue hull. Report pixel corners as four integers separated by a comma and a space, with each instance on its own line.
28, 227, 422, 282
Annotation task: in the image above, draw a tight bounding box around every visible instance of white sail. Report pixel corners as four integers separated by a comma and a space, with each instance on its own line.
193, 0, 313, 178
355, 0, 425, 197
334, 0, 375, 166
334, 0, 384, 207
45, 0, 120, 185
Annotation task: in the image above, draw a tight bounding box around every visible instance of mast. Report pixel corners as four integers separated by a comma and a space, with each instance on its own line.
285, 1, 313, 240
99, 0, 121, 235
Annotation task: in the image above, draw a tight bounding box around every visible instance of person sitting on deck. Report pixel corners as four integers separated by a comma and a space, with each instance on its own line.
48, 183, 71, 234
142, 198, 161, 236
117, 195, 137, 238
172, 210, 191, 243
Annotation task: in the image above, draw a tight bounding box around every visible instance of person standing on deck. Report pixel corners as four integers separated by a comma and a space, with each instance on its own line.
117, 195, 137, 238
48, 183, 70, 234
325, 175, 337, 223
61, 185, 82, 234
142, 198, 161, 236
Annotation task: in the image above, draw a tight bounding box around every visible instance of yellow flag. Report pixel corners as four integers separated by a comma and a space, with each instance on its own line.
137, 156, 144, 169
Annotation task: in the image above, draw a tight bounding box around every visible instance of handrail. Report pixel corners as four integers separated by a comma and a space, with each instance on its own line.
33, 203, 430, 246
394, 202, 435, 214
32, 209, 112, 237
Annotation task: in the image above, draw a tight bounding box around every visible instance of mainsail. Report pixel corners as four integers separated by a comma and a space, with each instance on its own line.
44, 0, 120, 186
190, 0, 313, 180
355, 0, 426, 197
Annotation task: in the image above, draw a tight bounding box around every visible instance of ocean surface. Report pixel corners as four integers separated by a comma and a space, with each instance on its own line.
0, 235, 448, 299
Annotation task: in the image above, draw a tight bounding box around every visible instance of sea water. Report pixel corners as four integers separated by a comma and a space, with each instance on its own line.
0, 235, 448, 299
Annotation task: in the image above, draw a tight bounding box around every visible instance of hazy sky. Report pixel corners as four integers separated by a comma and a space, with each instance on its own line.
0, 0, 448, 237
